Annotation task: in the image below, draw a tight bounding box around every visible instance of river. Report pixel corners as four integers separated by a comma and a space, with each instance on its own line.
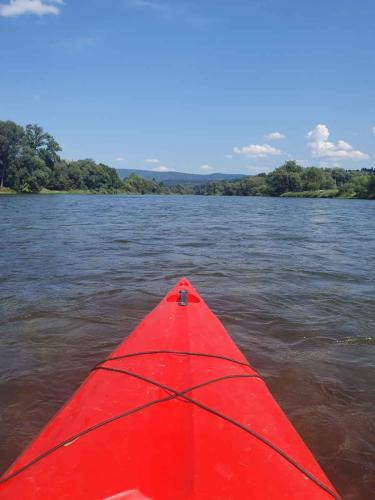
0, 194, 374, 498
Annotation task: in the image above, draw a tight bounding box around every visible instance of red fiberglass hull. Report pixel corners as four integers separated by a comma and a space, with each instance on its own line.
0, 278, 340, 500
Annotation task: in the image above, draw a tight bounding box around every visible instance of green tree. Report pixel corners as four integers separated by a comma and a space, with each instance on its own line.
367, 173, 375, 198
330, 168, 351, 187
0, 121, 25, 189
8, 153, 50, 193
302, 167, 333, 191
338, 172, 371, 198
47, 160, 72, 190
25, 124, 61, 168
69, 159, 122, 193
266, 161, 303, 195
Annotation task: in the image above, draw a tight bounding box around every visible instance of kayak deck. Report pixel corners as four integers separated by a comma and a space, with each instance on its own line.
0, 278, 339, 499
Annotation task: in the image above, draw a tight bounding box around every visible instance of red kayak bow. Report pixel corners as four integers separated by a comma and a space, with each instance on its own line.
0, 278, 340, 499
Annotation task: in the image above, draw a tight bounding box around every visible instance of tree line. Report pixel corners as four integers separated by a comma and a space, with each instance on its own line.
0, 121, 122, 193
193, 161, 375, 199
1, 120, 374, 198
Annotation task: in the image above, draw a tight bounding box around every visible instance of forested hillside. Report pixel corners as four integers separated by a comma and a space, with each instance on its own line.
117, 168, 245, 185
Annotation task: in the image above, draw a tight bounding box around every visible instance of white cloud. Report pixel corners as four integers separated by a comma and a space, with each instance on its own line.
115, 157, 126, 161
152, 165, 170, 172
130, 0, 161, 8
372, 126, 375, 135
234, 143, 281, 158
128, 0, 168, 13
0, 0, 64, 17
200, 164, 213, 171
225, 154, 233, 159
265, 131, 285, 141
144, 158, 160, 164
306, 124, 369, 160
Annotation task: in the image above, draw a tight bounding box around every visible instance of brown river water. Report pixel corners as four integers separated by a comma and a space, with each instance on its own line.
0, 194, 374, 498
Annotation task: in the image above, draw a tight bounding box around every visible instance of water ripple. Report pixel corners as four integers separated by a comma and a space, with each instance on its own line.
0, 195, 374, 498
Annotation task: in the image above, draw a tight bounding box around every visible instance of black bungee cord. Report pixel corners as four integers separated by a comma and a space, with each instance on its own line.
0, 351, 340, 499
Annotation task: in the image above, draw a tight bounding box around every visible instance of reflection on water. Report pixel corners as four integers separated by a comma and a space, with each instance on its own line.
0, 195, 374, 498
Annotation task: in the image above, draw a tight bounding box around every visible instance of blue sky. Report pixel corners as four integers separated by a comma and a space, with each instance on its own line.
0, 0, 374, 174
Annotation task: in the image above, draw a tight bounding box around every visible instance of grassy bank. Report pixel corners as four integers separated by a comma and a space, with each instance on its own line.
2, 188, 372, 199
281, 189, 340, 198
39, 188, 93, 195
0, 188, 123, 195
0, 188, 16, 195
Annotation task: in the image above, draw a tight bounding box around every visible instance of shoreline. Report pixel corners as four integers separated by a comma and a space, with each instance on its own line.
1, 189, 374, 200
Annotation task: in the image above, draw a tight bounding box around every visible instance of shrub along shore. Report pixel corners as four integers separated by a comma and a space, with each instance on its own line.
1, 120, 374, 199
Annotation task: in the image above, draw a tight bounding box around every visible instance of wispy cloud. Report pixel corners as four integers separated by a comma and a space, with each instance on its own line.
200, 164, 213, 171
144, 158, 160, 164
372, 126, 375, 136
127, 0, 214, 26
152, 165, 171, 172
133, 0, 162, 8
234, 143, 281, 158
0, 0, 64, 17
127, 0, 169, 13
115, 157, 126, 162
265, 131, 285, 141
306, 124, 369, 160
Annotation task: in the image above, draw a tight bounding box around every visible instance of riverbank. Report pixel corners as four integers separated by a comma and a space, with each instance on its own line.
40, 188, 93, 195
2, 121, 375, 199
281, 189, 375, 199
0, 188, 16, 195
2, 188, 374, 200
1, 188, 109, 196
281, 189, 339, 198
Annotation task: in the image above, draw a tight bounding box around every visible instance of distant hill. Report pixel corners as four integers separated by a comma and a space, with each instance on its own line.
116, 169, 246, 186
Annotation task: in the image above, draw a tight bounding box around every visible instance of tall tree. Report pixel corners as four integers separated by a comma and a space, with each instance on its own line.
0, 121, 25, 190
25, 124, 61, 167
266, 161, 303, 195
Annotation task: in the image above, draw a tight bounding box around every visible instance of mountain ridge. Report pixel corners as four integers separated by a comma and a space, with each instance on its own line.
116, 168, 246, 186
